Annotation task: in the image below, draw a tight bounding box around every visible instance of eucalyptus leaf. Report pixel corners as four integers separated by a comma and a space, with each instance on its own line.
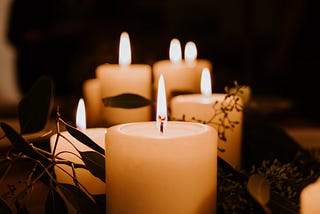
0, 159, 11, 179
247, 174, 271, 213
0, 122, 50, 165
57, 183, 97, 213
18, 75, 54, 134
103, 93, 151, 109
64, 122, 105, 155
0, 196, 12, 214
45, 187, 68, 214
171, 90, 194, 97
92, 194, 106, 213
79, 151, 105, 182
23, 130, 53, 143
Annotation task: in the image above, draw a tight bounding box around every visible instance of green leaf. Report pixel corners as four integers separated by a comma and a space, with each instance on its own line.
247, 174, 271, 213
79, 151, 105, 182
0, 122, 50, 165
18, 75, 54, 134
57, 183, 97, 213
102, 93, 152, 109
45, 186, 68, 214
64, 122, 105, 155
0, 196, 12, 214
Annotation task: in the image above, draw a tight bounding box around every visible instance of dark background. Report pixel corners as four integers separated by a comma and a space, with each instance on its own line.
6, 0, 320, 121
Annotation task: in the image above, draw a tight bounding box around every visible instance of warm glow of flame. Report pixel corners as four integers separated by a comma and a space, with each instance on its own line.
184, 41, 197, 64
200, 68, 212, 97
156, 74, 167, 133
119, 32, 131, 66
169, 38, 182, 64
76, 98, 86, 131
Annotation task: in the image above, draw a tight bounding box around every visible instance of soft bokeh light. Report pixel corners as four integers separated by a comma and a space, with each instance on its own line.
119, 32, 131, 66
200, 68, 212, 97
156, 74, 167, 133
169, 38, 182, 64
184, 41, 197, 64
76, 98, 86, 131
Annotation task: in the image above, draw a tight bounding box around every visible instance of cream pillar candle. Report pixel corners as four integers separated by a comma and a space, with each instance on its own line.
184, 41, 213, 92
50, 99, 106, 195
105, 75, 217, 214
83, 78, 104, 127
96, 32, 152, 126
106, 121, 217, 214
153, 39, 212, 100
300, 178, 320, 214
170, 68, 243, 169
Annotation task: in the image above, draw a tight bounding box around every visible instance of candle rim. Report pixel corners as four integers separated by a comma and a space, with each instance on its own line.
109, 121, 216, 140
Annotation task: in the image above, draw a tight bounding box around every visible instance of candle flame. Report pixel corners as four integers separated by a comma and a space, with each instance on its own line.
156, 74, 167, 134
119, 32, 131, 66
200, 68, 212, 97
169, 38, 182, 64
184, 41, 197, 64
76, 98, 86, 131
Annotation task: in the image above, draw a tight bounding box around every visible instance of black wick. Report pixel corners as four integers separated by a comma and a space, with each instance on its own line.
158, 115, 167, 134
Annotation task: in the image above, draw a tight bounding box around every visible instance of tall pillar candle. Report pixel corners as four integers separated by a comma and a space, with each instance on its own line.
96, 32, 152, 126
50, 99, 106, 195
106, 121, 217, 214
83, 78, 105, 127
153, 39, 212, 100
106, 74, 217, 214
170, 68, 243, 169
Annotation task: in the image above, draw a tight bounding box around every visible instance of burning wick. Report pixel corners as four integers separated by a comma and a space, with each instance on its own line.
158, 115, 167, 134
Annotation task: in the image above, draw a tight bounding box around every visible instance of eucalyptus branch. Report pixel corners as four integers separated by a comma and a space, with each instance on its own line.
54, 163, 97, 203
26, 163, 38, 187
71, 163, 80, 188
59, 134, 81, 153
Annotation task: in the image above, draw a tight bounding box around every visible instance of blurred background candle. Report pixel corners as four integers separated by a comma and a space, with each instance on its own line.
184, 41, 213, 92
153, 39, 213, 101
105, 75, 218, 214
170, 68, 243, 169
153, 38, 196, 100
300, 178, 320, 214
50, 98, 106, 195
96, 32, 152, 126
82, 78, 105, 127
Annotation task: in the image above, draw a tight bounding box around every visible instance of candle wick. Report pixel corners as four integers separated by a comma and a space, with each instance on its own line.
160, 121, 164, 134
158, 115, 167, 134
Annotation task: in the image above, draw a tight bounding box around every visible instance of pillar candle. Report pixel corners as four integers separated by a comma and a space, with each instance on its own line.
300, 178, 320, 214
95, 32, 152, 126
83, 78, 104, 127
106, 75, 217, 213
106, 121, 217, 214
153, 39, 212, 100
50, 99, 106, 195
170, 68, 243, 169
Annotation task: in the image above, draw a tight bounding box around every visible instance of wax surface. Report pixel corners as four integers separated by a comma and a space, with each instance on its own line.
300, 179, 320, 214
50, 128, 106, 195
153, 59, 212, 100
170, 93, 243, 169
106, 121, 217, 214
83, 78, 104, 127
96, 64, 152, 125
